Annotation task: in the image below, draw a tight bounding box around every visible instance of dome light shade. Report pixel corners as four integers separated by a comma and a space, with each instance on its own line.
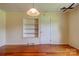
27, 8, 40, 16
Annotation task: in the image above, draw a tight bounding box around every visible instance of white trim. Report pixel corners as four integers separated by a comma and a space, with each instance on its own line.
6, 43, 67, 45
69, 44, 79, 50
6, 43, 40, 45
0, 43, 5, 47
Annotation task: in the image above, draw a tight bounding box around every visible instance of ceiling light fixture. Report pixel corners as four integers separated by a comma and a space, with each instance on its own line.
26, 0, 40, 16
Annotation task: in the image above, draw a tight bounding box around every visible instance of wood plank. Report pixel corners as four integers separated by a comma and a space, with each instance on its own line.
0, 44, 79, 56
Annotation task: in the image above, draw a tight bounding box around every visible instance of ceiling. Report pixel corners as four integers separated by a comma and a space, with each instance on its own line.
0, 3, 77, 12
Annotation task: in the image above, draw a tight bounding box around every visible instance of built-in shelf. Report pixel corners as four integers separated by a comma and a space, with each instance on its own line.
24, 33, 38, 34
24, 28, 38, 30
23, 17, 39, 38
24, 24, 38, 25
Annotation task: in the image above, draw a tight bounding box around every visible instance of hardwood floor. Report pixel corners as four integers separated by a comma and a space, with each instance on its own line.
0, 44, 79, 56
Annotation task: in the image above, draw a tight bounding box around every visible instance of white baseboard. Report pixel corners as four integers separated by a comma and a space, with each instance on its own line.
69, 44, 79, 50
6, 43, 68, 45
0, 43, 5, 47
6, 43, 40, 45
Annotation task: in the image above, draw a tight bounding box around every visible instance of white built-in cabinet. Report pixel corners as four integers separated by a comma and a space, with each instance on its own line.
23, 13, 61, 44
39, 13, 61, 44
23, 17, 39, 45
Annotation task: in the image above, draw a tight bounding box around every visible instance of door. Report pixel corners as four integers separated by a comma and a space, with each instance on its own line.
50, 15, 61, 44
39, 14, 51, 44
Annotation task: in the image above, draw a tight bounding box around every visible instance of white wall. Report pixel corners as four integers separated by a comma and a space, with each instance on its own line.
61, 12, 69, 44
68, 6, 79, 49
6, 12, 26, 45
0, 10, 6, 47
6, 12, 68, 45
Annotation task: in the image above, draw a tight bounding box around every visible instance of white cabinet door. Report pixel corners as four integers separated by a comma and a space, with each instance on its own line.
0, 10, 6, 46
39, 15, 51, 44
50, 15, 61, 44
39, 14, 61, 44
